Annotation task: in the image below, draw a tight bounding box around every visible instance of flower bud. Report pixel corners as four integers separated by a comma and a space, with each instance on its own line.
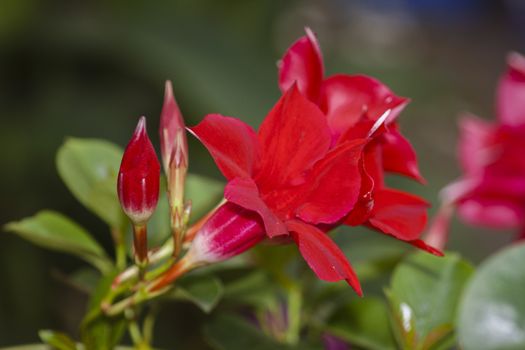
159, 81, 190, 255
149, 202, 266, 291
118, 116, 161, 225
160, 80, 188, 178
188, 202, 266, 263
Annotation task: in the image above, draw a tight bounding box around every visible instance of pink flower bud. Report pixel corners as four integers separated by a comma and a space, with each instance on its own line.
159, 81, 188, 177
118, 116, 160, 225
187, 202, 266, 263
149, 202, 266, 291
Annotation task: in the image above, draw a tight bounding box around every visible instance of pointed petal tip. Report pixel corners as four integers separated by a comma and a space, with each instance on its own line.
304, 27, 317, 44
164, 80, 173, 95
347, 278, 363, 297
135, 116, 147, 135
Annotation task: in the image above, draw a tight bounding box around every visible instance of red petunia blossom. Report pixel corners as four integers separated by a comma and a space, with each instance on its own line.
278, 28, 435, 252
154, 30, 439, 295
427, 52, 525, 248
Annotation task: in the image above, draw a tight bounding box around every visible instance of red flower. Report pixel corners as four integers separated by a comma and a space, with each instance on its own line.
278, 28, 433, 251
427, 52, 525, 248
118, 117, 161, 225
187, 86, 365, 294
154, 30, 438, 294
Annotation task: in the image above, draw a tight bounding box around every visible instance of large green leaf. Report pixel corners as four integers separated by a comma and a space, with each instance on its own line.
170, 274, 224, 313
458, 243, 525, 350
326, 297, 396, 350
4, 210, 111, 273
386, 251, 474, 349
56, 138, 125, 229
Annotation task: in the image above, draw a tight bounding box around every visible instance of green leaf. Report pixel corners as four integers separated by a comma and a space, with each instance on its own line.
326, 297, 396, 350
170, 274, 224, 313
458, 242, 525, 350
185, 173, 224, 222
4, 210, 111, 273
80, 271, 127, 350
146, 177, 170, 247
204, 314, 320, 350
68, 268, 101, 294
386, 251, 474, 349
38, 330, 77, 350
222, 271, 277, 308
56, 138, 126, 229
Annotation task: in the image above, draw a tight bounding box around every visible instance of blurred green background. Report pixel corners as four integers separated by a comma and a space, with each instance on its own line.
1, 0, 523, 346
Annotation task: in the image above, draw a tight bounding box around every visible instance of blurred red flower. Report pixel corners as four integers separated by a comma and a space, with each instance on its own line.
427, 52, 525, 248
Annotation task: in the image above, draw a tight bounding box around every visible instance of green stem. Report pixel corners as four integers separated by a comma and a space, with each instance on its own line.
143, 306, 158, 345
285, 284, 302, 345
128, 320, 143, 346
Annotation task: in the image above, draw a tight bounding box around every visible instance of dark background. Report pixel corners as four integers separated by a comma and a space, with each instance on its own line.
1, 0, 524, 346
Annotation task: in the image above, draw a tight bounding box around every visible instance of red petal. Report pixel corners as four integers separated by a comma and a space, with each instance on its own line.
278, 27, 324, 102
296, 139, 365, 224
424, 204, 454, 251
189, 114, 260, 180
287, 220, 362, 295
224, 178, 288, 238
381, 126, 425, 183
320, 74, 408, 139
442, 177, 525, 229
362, 141, 384, 188
367, 188, 429, 241
344, 156, 375, 226
406, 239, 444, 257
256, 85, 332, 190
497, 52, 525, 126
457, 196, 524, 229
458, 114, 496, 175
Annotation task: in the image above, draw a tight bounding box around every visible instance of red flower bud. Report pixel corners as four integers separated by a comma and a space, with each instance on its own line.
149, 202, 265, 291
159, 80, 188, 177
187, 202, 266, 264
118, 116, 160, 225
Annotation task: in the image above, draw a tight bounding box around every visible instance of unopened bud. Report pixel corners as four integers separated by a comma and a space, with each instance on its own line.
117, 116, 160, 225
118, 117, 160, 269
149, 202, 266, 292
159, 81, 190, 256
159, 80, 188, 178
186, 202, 265, 263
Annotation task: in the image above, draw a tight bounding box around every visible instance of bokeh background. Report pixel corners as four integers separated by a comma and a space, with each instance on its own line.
1, 0, 524, 347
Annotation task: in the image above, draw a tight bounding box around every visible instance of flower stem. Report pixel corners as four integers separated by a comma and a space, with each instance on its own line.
111, 227, 127, 271
285, 284, 302, 345
133, 224, 149, 280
